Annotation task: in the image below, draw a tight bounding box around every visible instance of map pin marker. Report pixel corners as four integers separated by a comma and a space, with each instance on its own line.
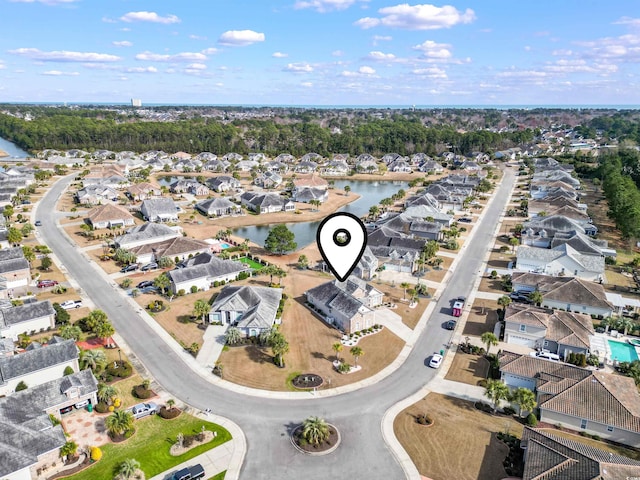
316, 212, 368, 283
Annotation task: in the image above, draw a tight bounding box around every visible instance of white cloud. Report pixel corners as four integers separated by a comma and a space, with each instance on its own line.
102, 17, 117, 23
613, 17, 640, 28
186, 63, 207, 70
544, 59, 618, 75
372, 35, 392, 45
201, 48, 219, 55
42, 70, 79, 76
112, 41, 133, 47
524, 45, 531, 51
125, 66, 158, 73
189, 34, 208, 40
218, 30, 265, 46
359, 65, 376, 74
301, 82, 313, 87
552, 49, 573, 56
272, 52, 289, 58
341, 66, 376, 77
332, 50, 344, 57
294, 0, 364, 12
120, 11, 181, 24
412, 66, 446, 78
366, 50, 399, 62
135, 51, 207, 62
9, 0, 79, 5
9, 48, 120, 62
284, 63, 314, 72
412, 40, 452, 59
355, 3, 476, 30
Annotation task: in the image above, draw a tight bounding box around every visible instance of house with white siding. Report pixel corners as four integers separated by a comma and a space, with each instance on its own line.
140, 198, 179, 223
86, 204, 136, 229
0, 301, 56, 341
166, 252, 249, 293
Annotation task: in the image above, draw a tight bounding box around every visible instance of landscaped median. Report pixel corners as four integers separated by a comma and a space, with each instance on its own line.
64, 414, 231, 480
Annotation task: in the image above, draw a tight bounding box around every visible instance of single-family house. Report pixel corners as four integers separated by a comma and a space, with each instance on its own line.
516, 244, 605, 282
114, 222, 181, 249
128, 236, 210, 265
75, 185, 119, 205
208, 285, 283, 337
388, 159, 412, 173
86, 204, 135, 229
254, 171, 282, 189
240, 192, 295, 214
274, 153, 296, 164
356, 159, 379, 173
195, 198, 242, 218
0, 301, 56, 341
126, 182, 162, 201
352, 246, 378, 281
511, 272, 614, 318
166, 252, 249, 293
82, 166, 129, 189
293, 187, 329, 204
306, 276, 383, 333
0, 369, 98, 480
367, 226, 425, 272
293, 174, 328, 191
0, 247, 31, 298
321, 160, 350, 176
520, 427, 640, 480
235, 160, 258, 171
169, 179, 209, 196
140, 198, 179, 223
206, 176, 241, 193
264, 161, 288, 173
418, 159, 444, 173
203, 159, 230, 172
222, 152, 243, 162
0, 337, 79, 397
503, 303, 594, 356
294, 161, 318, 173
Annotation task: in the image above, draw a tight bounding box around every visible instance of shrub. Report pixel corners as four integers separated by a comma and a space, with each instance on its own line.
213, 281, 220, 287
94, 402, 109, 413
238, 271, 250, 280
90, 446, 102, 462
190, 285, 198, 294
106, 361, 132, 378
605, 256, 616, 265
490, 270, 498, 279
159, 406, 181, 419
526, 413, 538, 426
63, 366, 75, 376
502, 406, 516, 415
52, 285, 67, 294
177, 289, 186, 296
416, 414, 432, 425
133, 385, 152, 399
337, 362, 351, 373
592, 434, 601, 441
15, 381, 28, 392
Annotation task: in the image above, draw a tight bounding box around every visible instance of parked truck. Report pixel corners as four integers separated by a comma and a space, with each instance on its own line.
171, 464, 205, 480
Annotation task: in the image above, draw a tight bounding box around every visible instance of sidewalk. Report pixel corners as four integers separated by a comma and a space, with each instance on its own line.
196, 324, 228, 368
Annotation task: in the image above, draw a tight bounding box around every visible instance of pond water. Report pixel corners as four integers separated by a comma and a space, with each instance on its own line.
0, 137, 30, 160
234, 179, 408, 248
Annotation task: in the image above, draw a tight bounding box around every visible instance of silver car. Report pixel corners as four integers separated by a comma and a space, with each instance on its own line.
131, 402, 159, 419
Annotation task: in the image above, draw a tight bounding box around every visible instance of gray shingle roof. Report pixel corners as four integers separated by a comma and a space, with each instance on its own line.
0, 337, 78, 384
114, 222, 180, 247
167, 252, 248, 285
0, 369, 97, 477
0, 300, 55, 328
195, 197, 238, 216
306, 277, 376, 319
211, 286, 282, 330
141, 198, 178, 218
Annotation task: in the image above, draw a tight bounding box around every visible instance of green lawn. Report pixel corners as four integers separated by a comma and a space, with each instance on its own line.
209, 472, 226, 480
67, 414, 231, 480
237, 257, 264, 270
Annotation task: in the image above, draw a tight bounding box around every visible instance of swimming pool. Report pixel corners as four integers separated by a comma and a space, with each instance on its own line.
608, 339, 639, 363
220, 243, 231, 249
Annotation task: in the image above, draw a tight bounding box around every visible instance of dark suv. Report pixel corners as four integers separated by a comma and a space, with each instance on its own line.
120, 264, 139, 273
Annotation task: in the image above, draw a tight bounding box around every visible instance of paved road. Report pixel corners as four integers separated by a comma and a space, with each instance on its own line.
36, 169, 516, 479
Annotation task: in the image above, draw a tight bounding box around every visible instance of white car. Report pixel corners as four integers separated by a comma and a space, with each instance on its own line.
60, 299, 83, 310
429, 353, 443, 369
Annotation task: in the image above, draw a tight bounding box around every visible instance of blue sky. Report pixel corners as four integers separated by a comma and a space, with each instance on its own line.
1, 0, 639, 105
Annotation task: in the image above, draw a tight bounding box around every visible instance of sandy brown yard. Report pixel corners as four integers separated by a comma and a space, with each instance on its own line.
216, 268, 405, 390
394, 393, 523, 480
444, 351, 489, 386
372, 281, 431, 329
478, 276, 509, 294
463, 299, 500, 337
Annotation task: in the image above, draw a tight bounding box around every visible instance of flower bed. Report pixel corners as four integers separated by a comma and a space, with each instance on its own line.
341, 325, 384, 346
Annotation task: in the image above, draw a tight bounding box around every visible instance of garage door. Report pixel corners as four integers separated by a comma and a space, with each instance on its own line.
506, 334, 536, 347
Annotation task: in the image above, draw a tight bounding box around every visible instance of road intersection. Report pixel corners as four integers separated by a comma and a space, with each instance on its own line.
35, 168, 517, 479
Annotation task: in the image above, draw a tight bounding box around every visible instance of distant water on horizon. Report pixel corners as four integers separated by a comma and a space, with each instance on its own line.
2, 102, 640, 110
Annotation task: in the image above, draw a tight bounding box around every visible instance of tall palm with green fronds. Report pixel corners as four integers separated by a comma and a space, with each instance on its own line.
480, 332, 499, 356
302, 416, 330, 445
192, 299, 210, 326
332, 342, 343, 361
80, 349, 107, 371
117, 458, 140, 479
97, 383, 117, 405
105, 410, 134, 437
485, 379, 510, 413
350, 346, 364, 367
225, 327, 242, 345
400, 282, 410, 300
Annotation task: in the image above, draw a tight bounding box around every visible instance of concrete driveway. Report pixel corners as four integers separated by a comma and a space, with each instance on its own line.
62, 409, 110, 448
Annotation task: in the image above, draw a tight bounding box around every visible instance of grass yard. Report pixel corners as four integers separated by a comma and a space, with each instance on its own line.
66, 414, 231, 480
371, 281, 431, 329
394, 393, 524, 480
237, 256, 264, 270
463, 299, 500, 337
444, 352, 489, 386
209, 472, 226, 480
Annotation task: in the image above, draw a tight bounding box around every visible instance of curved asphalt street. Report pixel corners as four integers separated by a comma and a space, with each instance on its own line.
36, 169, 515, 479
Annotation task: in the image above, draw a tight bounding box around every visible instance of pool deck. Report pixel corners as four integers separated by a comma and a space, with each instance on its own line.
591, 332, 640, 365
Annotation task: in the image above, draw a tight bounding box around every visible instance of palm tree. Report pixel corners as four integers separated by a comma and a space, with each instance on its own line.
350, 346, 364, 367
497, 295, 511, 313
480, 331, 499, 356
153, 273, 171, 295
269, 331, 289, 367
94, 321, 115, 341
59, 324, 82, 341
400, 282, 410, 300
275, 268, 287, 285
97, 383, 117, 404
368, 205, 380, 220
192, 299, 210, 325
432, 256, 444, 269
225, 327, 242, 345
332, 342, 343, 361
117, 459, 140, 480
511, 387, 537, 418
166, 399, 176, 410
529, 290, 543, 306
80, 349, 107, 371
85, 310, 108, 331
344, 185, 351, 196
302, 416, 330, 445
509, 236, 519, 253
484, 379, 510, 413
105, 410, 134, 437
261, 264, 279, 284
618, 317, 636, 336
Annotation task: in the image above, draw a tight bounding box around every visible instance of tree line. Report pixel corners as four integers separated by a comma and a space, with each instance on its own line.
0, 109, 533, 157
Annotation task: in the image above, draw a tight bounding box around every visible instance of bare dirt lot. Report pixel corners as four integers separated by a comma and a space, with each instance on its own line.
463, 299, 500, 337
394, 393, 524, 480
